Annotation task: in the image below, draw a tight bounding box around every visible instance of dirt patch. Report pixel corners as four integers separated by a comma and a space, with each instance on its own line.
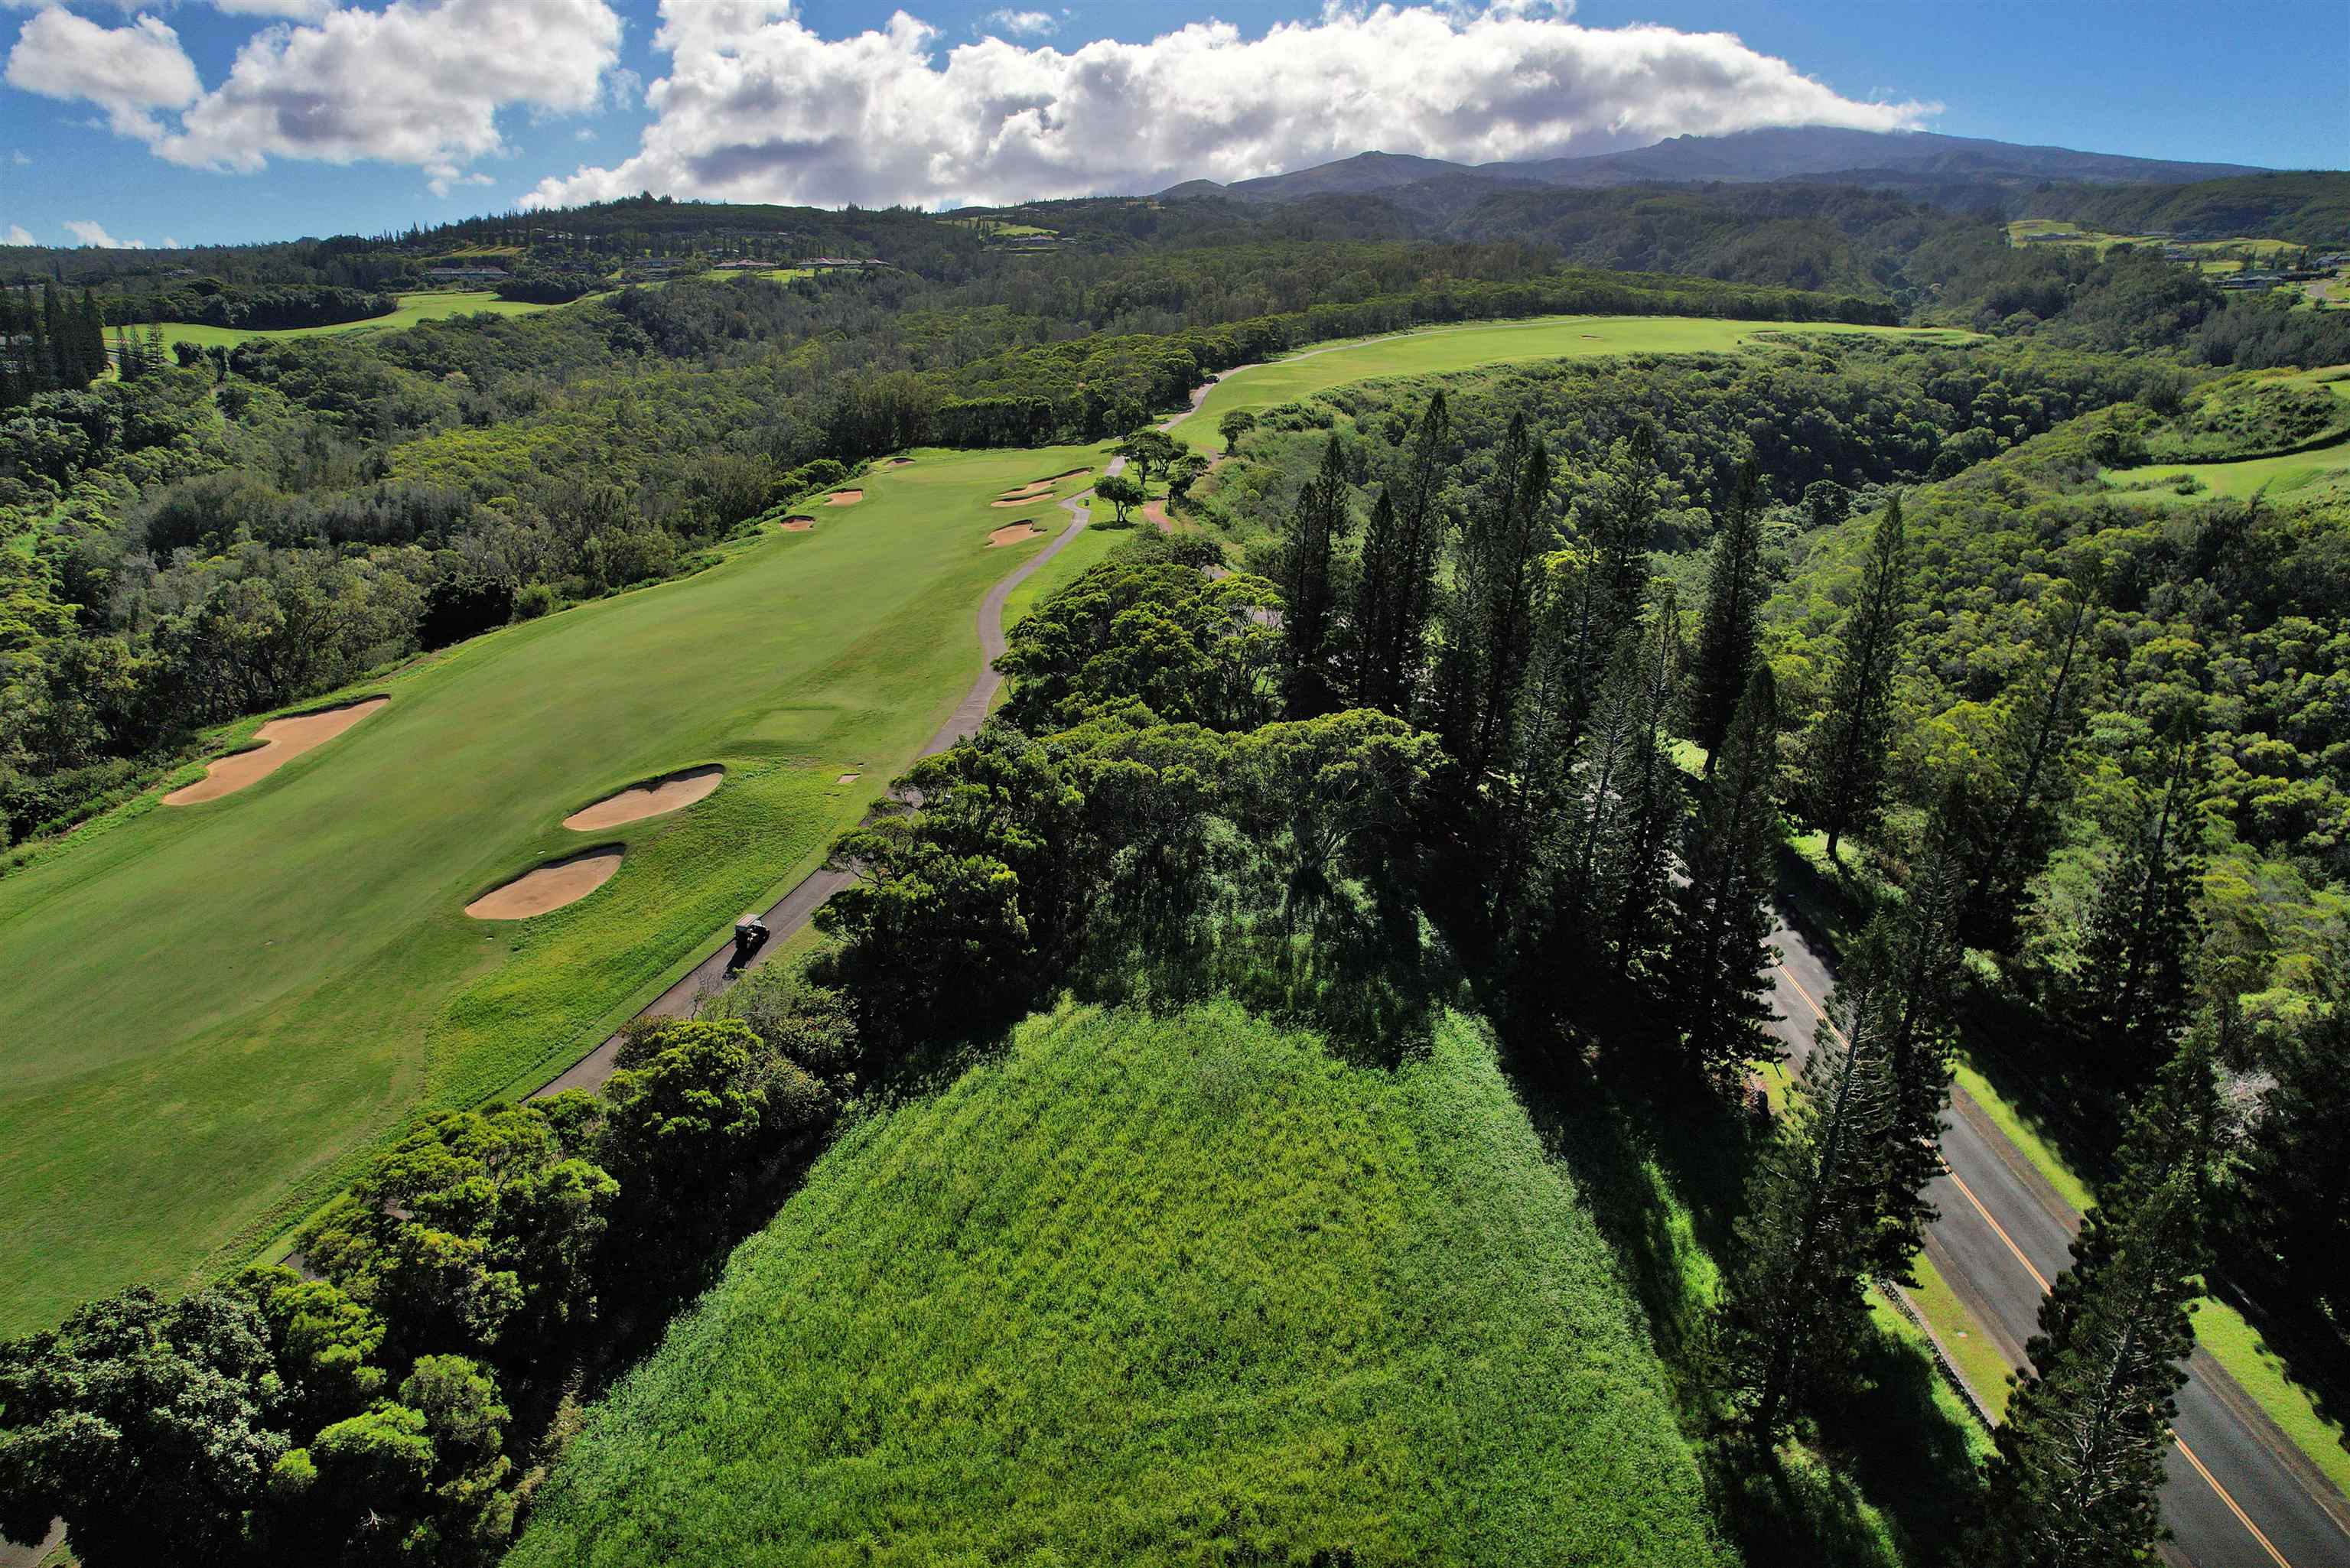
824, 490, 863, 506
779, 516, 816, 531
466, 846, 623, 920
1142, 499, 1170, 531
562, 765, 724, 831
164, 698, 389, 805
988, 521, 1044, 547
837, 773, 860, 785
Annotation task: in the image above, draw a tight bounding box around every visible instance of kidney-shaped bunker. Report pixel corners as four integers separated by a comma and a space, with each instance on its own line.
561, 765, 724, 830
465, 846, 624, 920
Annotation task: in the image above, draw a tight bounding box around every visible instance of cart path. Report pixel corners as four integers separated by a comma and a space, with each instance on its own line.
1768, 912, 2350, 1568
531, 468, 1112, 1098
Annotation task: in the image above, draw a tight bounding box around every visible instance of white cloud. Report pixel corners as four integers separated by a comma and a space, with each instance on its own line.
5, 11, 200, 140
9, 0, 623, 193
4, 223, 34, 245
524, 2, 1935, 211
65, 219, 143, 247
11, 151, 29, 166
985, 8, 1054, 37
210, 0, 337, 18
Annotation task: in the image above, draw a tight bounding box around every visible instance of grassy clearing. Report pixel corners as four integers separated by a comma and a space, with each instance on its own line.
509, 1002, 1727, 1567
1908, 1255, 2016, 1419
1179, 314, 1974, 457
156, 291, 558, 348
2102, 434, 2350, 504
0, 441, 1109, 1337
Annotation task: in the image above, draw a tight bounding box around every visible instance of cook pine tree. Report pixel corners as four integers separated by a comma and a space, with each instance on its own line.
1351, 389, 1452, 717
1987, 1027, 2221, 1568
1668, 662, 1782, 1091
1687, 463, 1767, 776
1801, 492, 1910, 863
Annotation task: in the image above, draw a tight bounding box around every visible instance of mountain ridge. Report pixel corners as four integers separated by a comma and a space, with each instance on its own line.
1162, 125, 2274, 205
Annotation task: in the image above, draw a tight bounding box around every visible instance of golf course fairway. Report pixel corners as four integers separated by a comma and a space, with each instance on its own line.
1173, 314, 1978, 454
0, 311, 1971, 1337
0, 444, 1103, 1335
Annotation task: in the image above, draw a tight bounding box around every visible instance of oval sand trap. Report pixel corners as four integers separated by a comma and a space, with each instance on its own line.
466, 847, 623, 920
562, 765, 724, 831
779, 515, 816, 531
988, 521, 1043, 547
887, 457, 915, 467
164, 698, 388, 805
824, 490, 864, 506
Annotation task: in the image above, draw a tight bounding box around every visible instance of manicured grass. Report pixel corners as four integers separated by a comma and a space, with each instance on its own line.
1950, 1061, 2096, 1214
1907, 1255, 2017, 1419
1179, 314, 1974, 456
508, 1002, 1728, 1568
2103, 433, 2350, 504
155, 291, 558, 348
0, 441, 1108, 1337
2195, 1297, 2350, 1501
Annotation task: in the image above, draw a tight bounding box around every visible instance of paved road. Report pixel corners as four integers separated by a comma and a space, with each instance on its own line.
1768, 912, 2350, 1568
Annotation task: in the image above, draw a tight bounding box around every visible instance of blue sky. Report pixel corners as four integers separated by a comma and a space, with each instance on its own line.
0, 0, 2340, 250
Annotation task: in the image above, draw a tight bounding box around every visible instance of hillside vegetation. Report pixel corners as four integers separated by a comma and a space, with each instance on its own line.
507, 1002, 1727, 1568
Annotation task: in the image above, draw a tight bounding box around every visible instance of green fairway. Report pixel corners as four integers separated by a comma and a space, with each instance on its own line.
0, 444, 1103, 1336
507, 1002, 1727, 1568
1177, 314, 1975, 455
2104, 434, 2350, 504
155, 291, 560, 348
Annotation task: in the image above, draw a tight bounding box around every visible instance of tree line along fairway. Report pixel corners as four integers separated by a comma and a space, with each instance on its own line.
0, 444, 1103, 1337
1177, 314, 1978, 455
0, 316, 1970, 1340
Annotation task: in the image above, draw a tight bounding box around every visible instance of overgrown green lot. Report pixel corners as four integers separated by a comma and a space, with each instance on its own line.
507, 1002, 1729, 1568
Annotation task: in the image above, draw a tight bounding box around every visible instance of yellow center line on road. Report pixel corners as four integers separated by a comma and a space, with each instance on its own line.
1779, 965, 2300, 1566
2177, 1435, 2296, 1568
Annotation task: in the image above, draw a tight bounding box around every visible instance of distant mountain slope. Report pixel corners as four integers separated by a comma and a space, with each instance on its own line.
2016, 171, 2350, 245
1167, 125, 2270, 205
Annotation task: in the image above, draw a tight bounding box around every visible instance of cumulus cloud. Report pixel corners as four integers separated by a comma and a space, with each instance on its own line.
159, 0, 623, 192
7, 0, 623, 193
5, 223, 34, 245
985, 8, 1054, 36
523, 2, 1933, 210
6, 10, 200, 140
65, 218, 143, 247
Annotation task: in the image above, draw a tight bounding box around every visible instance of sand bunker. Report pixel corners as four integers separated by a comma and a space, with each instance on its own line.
466, 846, 623, 920
164, 698, 388, 805
837, 773, 860, 785
995, 467, 1092, 501
824, 490, 864, 506
988, 521, 1044, 547
779, 515, 816, 531
887, 457, 915, 467
562, 765, 724, 831
990, 496, 1042, 509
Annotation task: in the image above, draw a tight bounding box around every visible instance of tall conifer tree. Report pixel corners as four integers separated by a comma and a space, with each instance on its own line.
1668, 662, 1783, 1090
1802, 493, 1910, 860
1717, 981, 1900, 1436
1987, 1030, 2220, 1567
1276, 434, 1354, 717
2072, 717, 2208, 1085
1687, 464, 1766, 775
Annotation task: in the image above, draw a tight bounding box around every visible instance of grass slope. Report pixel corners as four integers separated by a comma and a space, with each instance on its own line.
156, 291, 560, 348
1179, 314, 1973, 456
0, 447, 1102, 1336
508, 1003, 1727, 1568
